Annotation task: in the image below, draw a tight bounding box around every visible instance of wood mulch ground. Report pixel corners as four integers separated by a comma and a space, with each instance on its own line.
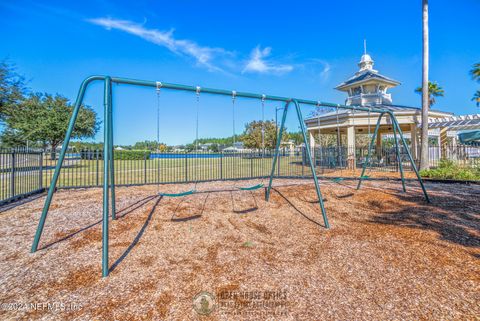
0, 178, 478, 320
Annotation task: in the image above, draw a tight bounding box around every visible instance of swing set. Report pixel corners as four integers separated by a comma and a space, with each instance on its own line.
30, 75, 430, 277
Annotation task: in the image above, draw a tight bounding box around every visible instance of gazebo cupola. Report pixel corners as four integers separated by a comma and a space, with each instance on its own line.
335, 46, 400, 106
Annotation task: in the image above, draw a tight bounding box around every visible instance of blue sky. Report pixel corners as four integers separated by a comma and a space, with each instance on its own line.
1, 0, 479, 145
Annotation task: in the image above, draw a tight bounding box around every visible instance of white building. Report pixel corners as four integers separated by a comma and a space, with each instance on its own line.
305, 49, 456, 167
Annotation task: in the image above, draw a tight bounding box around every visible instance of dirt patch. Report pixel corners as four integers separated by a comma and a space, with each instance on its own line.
0, 178, 479, 320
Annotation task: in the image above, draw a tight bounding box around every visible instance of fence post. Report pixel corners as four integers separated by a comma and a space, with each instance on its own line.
250, 152, 254, 177
96, 150, 99, 186
144, 152, 147, 184
277, 149, 281, 177
302, 147, 305, 177
220, 152, 223, 180
39, 152, 43, 190
185, 152, 188, 182
11, 152, 15, 198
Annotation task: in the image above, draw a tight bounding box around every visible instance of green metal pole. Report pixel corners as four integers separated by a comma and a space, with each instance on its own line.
31, 76, 102, 252
265, 101, 290, 201
109, 76, 393, 114
390, 114, 430, 202
293, 100, 329, 228
102, 77, 111, 277
392, 119, 406, 192
357, 113, 384, 190
108, 84, 116, 219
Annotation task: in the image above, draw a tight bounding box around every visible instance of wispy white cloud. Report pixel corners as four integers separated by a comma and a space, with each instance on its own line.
88, 18, 323, 77
87, 17, 228, 72
242, 46, 294, 75
319, 61, 331, 81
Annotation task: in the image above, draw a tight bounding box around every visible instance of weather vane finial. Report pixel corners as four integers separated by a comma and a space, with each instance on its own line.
364, 39, 367, 55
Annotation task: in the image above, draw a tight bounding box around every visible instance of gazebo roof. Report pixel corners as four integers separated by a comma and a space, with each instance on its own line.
305, 104, 452, 121
336, 70, 400, 90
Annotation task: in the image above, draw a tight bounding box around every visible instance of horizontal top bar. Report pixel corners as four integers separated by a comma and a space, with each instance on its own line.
89, 75, 392, 114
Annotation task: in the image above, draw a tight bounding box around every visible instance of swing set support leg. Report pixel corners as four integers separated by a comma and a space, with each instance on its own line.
357, 113, 384, 190
265, 101, 289, 202
266, 99, 329, 228
390, 114, 430, 203
392, 117, 406, 192
102, 77, 112, 277
108, 82, 116, 219
30, 76, 104, 253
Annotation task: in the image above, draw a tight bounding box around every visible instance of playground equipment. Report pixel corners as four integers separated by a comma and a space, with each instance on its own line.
231, 92, 266, 191
155, 82, 198, 197
30, 75, 430, 277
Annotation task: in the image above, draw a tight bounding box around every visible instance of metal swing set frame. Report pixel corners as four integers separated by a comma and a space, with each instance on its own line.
30, 75, 430, 277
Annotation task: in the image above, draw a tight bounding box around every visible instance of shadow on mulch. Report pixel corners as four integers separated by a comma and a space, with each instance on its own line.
370, 190, 480, 251
230, 190, 258, 214
0, 192, 47, 214
170, 192, 210, 221
40, 194, 159, 250
110, 195, 162, 273
271, 187, 326, 228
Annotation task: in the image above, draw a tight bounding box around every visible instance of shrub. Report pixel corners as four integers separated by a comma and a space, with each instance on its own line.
114, 150, 150, 160
420, 158, 480, 181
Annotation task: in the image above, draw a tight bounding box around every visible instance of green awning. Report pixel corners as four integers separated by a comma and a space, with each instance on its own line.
458, 130, 480, 145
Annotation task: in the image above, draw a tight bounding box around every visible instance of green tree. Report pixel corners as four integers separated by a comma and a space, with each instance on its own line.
471, 63, 480, 108
133, 140, 163, 151
472, 90, 480, 108
470, 62, 480, 82
209, 143, 219, 152
1, 93, 99, 152
0, 60, 27, 122
415, 81, 444, 106
288, 131, 304, 146
241, 120, 287, 149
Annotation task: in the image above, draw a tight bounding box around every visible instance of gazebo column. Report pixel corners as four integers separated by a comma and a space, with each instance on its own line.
410, 123, 418, 160
347, 125, 356, 169
439, 127, 448, 158
309, 131, 316, 166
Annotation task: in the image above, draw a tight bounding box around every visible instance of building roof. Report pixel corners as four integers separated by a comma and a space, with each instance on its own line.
336, 70, 400, 90
304, 104, 453, 121
424, 114, 480, 129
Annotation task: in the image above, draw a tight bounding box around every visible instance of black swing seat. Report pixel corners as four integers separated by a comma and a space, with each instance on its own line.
237, 183, 264, 191
159, 189, 196, 197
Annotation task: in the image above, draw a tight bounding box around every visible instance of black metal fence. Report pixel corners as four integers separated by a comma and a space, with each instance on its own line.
1, 144, 479, 205
0, 148, 43, 204
311, 145, 416, 172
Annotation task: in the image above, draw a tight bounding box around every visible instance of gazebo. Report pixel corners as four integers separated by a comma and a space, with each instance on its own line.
305, 49, 453, 167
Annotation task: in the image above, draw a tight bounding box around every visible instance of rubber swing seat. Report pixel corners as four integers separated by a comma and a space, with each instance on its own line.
159, 189, 196, 197
237, 183, 264, 191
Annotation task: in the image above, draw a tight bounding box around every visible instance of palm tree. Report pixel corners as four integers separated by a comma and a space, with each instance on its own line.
415, 81, 445, 106
472, 90, 480, 108
470, 62, 480, 81
420, 0, 429, 171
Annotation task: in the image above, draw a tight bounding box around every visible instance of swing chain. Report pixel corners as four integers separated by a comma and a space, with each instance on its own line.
261, 94, 266, 154
232, 91, 236, 146
195, 86, 201, 151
